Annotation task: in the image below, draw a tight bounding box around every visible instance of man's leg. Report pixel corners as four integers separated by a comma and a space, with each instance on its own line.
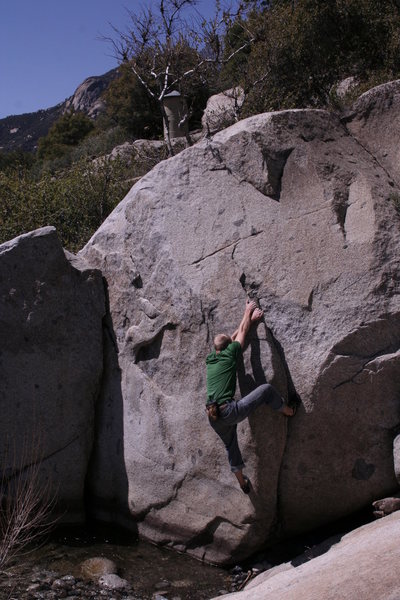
209, 389, 293, 493
234, 383, 294, 422
211, 419, 248, 481
219, 424, 245, 472
234, 470, 250, 493
234, 470, 246, 487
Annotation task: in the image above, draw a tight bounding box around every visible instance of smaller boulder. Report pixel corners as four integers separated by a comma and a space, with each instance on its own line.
202, 87, 244, 134
331, 76, 359, 100
98, 573, 129, 590
80, 557, 117, 579
372, 495, 400, 518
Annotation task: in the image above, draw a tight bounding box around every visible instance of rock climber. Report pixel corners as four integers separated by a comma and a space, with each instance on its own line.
206, 298, 295, 493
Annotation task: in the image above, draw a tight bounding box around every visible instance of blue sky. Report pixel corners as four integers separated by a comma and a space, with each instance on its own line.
0, 0, 222, 119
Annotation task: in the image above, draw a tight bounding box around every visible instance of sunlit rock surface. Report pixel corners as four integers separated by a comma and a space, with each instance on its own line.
212, 512, 400, 600
81, 85, 400, 564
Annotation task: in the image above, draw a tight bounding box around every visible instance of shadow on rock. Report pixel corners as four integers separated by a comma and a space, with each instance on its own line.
85, 281, 133, 535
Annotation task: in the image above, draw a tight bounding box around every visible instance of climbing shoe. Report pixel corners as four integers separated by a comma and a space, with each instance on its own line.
241, 476, 251, 494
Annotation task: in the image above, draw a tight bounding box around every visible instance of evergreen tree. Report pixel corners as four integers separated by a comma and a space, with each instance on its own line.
104, 64, 162, 138
241, 0, 400, 114
37, 111, 95, 160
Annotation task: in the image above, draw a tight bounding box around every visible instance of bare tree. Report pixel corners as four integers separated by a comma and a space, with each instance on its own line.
107, 0, 255, 154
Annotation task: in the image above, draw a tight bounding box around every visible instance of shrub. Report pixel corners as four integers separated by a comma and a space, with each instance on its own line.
0, 157, 132, 253
37, 111, 95, 161
0, 433, 57, 571
104, 64, 162, 139
240, 0, 400, 115
0, 150, 36, 173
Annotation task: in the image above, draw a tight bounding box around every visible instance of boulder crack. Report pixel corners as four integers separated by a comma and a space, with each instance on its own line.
257, 318, 301, 539
192, 230, 264, 265
333, 348, 400, 390
205, 138, 292, 199
1, 433, 85, 483
134, 473, 189, 522
191, 240, 239, 265
185, 516, 244, 552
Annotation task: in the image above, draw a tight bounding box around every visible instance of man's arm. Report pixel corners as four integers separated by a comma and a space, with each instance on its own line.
232, 300, 263, 348
231, 299, 255, 342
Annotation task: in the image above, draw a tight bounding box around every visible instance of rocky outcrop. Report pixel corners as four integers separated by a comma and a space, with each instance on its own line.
0, 69, 118, 152
80, 82, 400, 565
106, 137, 192, 162
64, 69, 118, 118
212, 512, 400, 600
0, 227, 105, 520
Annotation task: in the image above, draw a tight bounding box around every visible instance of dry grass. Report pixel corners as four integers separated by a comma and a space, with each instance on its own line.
0, 433, 58, 571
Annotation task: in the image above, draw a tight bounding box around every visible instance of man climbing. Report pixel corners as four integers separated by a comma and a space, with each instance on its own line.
206, 298, 295, 493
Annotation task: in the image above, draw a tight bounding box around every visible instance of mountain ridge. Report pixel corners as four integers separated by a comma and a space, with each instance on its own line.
0, 68, 119, 153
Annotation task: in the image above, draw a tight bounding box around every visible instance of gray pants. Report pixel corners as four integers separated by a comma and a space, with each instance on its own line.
209, 383, 285, 472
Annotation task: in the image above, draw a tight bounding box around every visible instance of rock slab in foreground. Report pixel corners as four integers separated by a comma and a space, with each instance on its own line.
81, 84, 400, 564
0, 227, 105, 520
212, 512, 400, 600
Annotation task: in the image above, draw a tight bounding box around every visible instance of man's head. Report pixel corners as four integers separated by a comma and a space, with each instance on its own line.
214, 334, 232, 352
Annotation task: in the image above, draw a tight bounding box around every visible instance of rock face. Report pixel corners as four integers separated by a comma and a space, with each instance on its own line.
64, 69, 118, 118
81, 84, 400, 564
0, 227, 105, 520
212, 512, 400, 600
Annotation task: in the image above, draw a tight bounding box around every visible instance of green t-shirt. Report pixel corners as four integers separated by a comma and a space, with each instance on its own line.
206, 341, 242, 405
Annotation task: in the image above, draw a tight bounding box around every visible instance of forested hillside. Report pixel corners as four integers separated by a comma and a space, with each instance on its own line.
1, 0, 400, 252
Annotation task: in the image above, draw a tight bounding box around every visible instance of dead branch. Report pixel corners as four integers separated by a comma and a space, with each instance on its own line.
0, 433, 58, 570
104, 0, 256, 154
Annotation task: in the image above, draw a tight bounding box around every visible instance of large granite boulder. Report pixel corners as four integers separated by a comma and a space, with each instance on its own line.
0, 227, 105, 520
212, 512, 400, 600
81, 87, 400, 563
